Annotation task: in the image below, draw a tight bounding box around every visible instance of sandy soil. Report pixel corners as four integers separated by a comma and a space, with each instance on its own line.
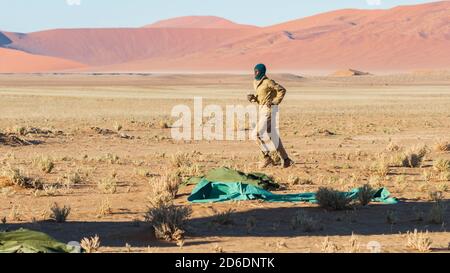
0, 73, 449, 253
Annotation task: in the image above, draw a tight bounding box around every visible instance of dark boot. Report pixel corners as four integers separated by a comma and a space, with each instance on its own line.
282, 158, 294, 168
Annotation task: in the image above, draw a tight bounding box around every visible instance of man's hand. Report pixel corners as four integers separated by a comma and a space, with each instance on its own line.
247, 94, 257, 103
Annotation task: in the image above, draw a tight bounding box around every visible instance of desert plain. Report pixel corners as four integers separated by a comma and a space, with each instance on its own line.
0, 72, 449, 253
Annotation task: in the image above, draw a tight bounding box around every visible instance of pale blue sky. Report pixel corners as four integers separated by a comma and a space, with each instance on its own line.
0, 0, 437, 33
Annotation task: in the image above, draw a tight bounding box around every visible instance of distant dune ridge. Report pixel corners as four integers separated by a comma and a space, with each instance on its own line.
144, 15, 258, 29
331, 69, 371, 77
0, 48, 85, 73
0, 1, 449, 73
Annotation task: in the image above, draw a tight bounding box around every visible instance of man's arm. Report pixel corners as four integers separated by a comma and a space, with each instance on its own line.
269, 80, 287, 105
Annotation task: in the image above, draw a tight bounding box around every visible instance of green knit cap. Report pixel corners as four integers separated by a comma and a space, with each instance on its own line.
254, 63, 267, 80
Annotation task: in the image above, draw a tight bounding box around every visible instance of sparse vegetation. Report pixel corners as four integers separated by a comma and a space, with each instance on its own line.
145, 178, 191, 242
320, 237, 339, 253
70, 171, 85, 184
406, 229, 432, 252
386, 210, 397, 225
97, 176, 118, 194
170, 152, 192, 168
135, 168, 152, 178
80, 235, 101, 253
114, 122, 123, 132
291, 210, 322, 232
41, 184, 59, 197
358, 184, 376, 206
401, 145, 428, 168
32, 156, 55, 174
3, 73, 450, 253
103, 153, 120, 164
316, 187, 353, 211
2, 167, 43, 189
50, 203, 71, 223
177, 164, 202, 178
386, 142, 401, 152
434, 140, 450, 152
149, 173, 182, 199
97, 198, 113, 217
211, 208, 235, 226
159, 120, 170, 129
8, 205, 22, 221
246, 216, 256, 234
213, 244, 224, 253
13, 126, 27, 136
433, 159, 450, 173
145, 198, 191, 242
428, 191, 446, 224
370, 159, 389, 177
288, 175, 313, 186
346, 233, 361, 253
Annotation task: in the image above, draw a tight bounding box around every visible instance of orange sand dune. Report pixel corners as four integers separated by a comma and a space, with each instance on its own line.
1, 2, 450, 73
0, 48, 85, 73
144, 16, 258, 29
2, 27, 256, 66
97, 1, 450, 73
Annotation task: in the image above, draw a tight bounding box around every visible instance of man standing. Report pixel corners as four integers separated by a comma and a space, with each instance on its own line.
248, 64, 294, 168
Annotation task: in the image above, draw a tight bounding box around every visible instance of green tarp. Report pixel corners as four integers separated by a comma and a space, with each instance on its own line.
184, 167, 279, 190
188, 179, 398, 204
0, 229, 78, 253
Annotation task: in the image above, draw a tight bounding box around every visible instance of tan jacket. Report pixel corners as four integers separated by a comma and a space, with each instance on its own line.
253, 76, 287, 106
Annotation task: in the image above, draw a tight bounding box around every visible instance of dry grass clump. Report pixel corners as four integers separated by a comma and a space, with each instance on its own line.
427, 191, 446, 224
159, 120, 170, 129
1, 167, 43, 189
135, 168, 152, 178
434, 140, 450, 152
113, 122, 123, 132
406, 229, 432, 252
13, 126, 27, 136
320, 237, 339, 253
316, 187, 353, 211
288, 175, 313, 186
102, 153, 120, 164
386, 142, 401, 152
370, 159, 390, 177
49, 203, 71, 223
80, 235, 101, 253
170, 152, 192, 168
346, 233, 361, 253
97, 175, 118, 194
433, 159, 450, 173
401, 145, 429, 168
97, 198, 113, 217
291, 210, 322, 232
389, 153, 406, 167
211, 208, 235, 226
32, 156, 55, 174
386, 210, 397, 224
38, 184, 59, 197
145, 195, 191, 243
146, 173, 191, 243
149, 174, 182, 199
64, 171, 85, 188
358, 184, 376, 206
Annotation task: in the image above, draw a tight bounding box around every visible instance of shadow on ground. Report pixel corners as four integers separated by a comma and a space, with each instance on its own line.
2, 200, 448, 248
